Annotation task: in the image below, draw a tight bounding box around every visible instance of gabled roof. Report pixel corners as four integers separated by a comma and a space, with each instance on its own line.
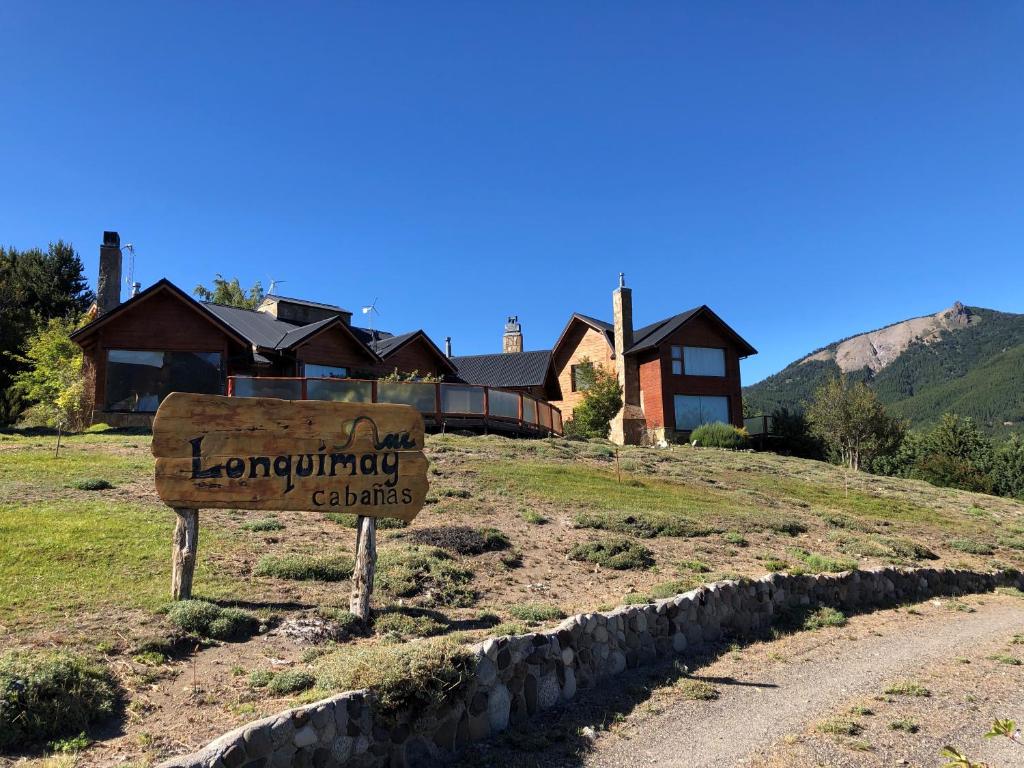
451, 350, 552, 388
371, 330, 458, 374
627, 305, 757, 357
261, 294, 351, 314
70, 279, 251, 347
549, 313, 616, 361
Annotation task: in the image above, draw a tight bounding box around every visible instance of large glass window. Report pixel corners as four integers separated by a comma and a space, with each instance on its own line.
106, 350, 222, 412
683, 346, 726, 377
673, 394, 730, 431
304, 363, 348, 378
671, 346, 683, 375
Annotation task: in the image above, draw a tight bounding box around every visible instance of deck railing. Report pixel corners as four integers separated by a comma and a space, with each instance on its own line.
227, 376, 563, 437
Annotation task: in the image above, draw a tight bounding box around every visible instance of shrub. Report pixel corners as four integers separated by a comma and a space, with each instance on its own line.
817, 717, 862, 737
254, 554, 355, 581
950, 539, 994, 556
790, 549, 857, 573
72, 478, 114, 491
677, 559, 711, 573
377, 546, 476, 607
407, 526, 510, 555
316, 639, 476, 716
884, 680, 930, 697
373, 608, 448, 639
240, 517, 284, 532
882, 537, 938, 561
521, 510, 548, 525
324, 513, 408, 530
0, 651, 119, 749
508, 603, 565, 623
574, 511, 719, 539
249, 669, 274, 688
722, 531, 748, 547
675, 680, 719, 700
569, 538, 653, 570
690, 422, 749, 450
267, 670, 316, 696
166, 600, 259, 641
889, 718, 919, 733
802, 607, 847, 630
649, 578, 701, 599
561, 361, 622, 439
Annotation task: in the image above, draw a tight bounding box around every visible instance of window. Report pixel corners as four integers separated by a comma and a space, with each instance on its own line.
683, 346, 726, 377
571, 362, 595, 392
673, 394, 730, 431
671, 346, 683, 375
105, 350, 223, 412
304, 363, 348, 379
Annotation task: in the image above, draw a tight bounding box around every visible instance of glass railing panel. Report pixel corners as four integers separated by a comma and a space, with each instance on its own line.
232, 378, 303, 400
307, 379, 373, 403
522, 396, 537, 424
441, 384, 485, 415
377, 382, 437, 413
487, 389, 520, 419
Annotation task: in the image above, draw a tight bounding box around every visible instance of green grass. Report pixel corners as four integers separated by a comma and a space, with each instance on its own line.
373, 608, 448, 639
802, 606, 848, 630
649, 577, 703, 599
0, 501, 245, 625
674, 679, 720, 700
677, 559, 711, 573
950, 538, 995, 555
240, 517, 285, 532
568, 538, 654, 570
889, 718, 919, 733
521, 509, 548, 525
71, 478, 114, 491
884, 680, 931, 697
266, 670, 316, 696
323, 512, 408, 530
789, 548, 857, 574
816, 717, 863, 737
253, 554, 355, 582
376, 545, 476, 607
166, 600, 260, 641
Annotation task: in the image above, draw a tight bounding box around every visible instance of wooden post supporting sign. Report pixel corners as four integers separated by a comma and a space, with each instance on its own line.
152, 393, 428, 619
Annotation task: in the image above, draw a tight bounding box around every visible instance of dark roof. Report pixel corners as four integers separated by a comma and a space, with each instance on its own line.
351, 326, 394, 345
626, 305, 757, 357
369, 330, 419, 357
202, 302, 300, 348
451, 350, 552, 388
262, 294, 351, 314
572, 313, 614, 347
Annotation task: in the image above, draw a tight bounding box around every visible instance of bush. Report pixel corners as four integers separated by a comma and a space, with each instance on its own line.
377, 546, 476, 607
790, 549, 857, 574
407, 526, 510, 555
72, 478, 113, 491
950, 539, 995, 556
508, 603, 565, 623
316, 639, 476, 716
266, 670, 316, 696
561, 360, 622, 439
373, 608, 448, 639
166, 600, 259, 641
690, 422, 749, 450
574, 510, 719, 539
0, 651, 119, 749
521, 510, 548, 525
882, 537, 938, 561
324, 513, 408, 530
722, 531, 748, 547
240, 517, 284, 532
802, 606, 847, 630
254, 554, 355, 581
649, 578, 702, 599
569, 538, 653, 570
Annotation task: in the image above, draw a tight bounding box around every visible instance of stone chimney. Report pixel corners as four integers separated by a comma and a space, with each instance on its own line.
612, 273, 638, 404
503, 316, 523, 354
97, 231, 122, 315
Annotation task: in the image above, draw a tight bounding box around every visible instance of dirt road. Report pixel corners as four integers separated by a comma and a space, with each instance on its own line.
582, 595, 1024, 768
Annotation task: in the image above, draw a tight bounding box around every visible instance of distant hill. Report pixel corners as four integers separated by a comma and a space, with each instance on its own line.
744, 303, 1024, 436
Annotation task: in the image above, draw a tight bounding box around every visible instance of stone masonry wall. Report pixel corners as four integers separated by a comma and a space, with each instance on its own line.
159, 566, 1023, 768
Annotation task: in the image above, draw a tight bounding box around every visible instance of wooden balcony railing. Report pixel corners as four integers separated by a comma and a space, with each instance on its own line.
227, 376, 563, 437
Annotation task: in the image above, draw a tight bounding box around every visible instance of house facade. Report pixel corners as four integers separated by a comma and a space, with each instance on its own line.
72, 233, 455, 426
451, 274, 757, 445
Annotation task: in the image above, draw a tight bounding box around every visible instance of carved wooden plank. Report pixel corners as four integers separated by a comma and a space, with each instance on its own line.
153, 393, 428, 520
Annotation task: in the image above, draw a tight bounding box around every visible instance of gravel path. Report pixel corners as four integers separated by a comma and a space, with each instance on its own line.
583, 597, 1024, 768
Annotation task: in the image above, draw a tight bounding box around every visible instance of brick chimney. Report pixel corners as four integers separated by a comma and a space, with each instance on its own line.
503, 316, 523, 354
612, 272, 639, 405
97, 231, 122, 315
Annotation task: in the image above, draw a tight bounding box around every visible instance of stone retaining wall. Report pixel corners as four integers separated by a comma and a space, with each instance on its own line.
160, 566, 1023, 768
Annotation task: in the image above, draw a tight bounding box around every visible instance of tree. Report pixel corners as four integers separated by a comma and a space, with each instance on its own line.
0, 241, 93, 424
563, 360, 623, 439
806, 377, 904, 470
911, 413, 994, 493
193, 275, 264, 309
11, 317, 90, 430
992, 434, 1024, 500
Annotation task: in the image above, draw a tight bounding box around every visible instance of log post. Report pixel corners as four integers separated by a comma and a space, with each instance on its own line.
349, 515, 377, 620
171, 507, 199, 600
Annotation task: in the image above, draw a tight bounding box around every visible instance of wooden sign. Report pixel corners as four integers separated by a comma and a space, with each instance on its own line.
152, 393, 429, 521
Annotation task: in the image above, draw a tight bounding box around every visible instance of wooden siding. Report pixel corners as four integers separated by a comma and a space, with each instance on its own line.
379, 336, 450, 378
548, 324, 615, 420
295, 325, 378, 377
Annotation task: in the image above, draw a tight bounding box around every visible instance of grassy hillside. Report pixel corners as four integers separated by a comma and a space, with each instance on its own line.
3, 430, 1024, 763
744, 307, 1024, 435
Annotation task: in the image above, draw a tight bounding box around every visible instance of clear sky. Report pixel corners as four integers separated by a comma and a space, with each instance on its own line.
2, 2, 1022, 383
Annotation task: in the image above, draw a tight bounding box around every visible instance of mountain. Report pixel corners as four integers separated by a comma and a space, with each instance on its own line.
744, 302, 1024, 435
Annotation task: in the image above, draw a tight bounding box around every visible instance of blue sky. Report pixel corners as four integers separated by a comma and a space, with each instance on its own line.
2, 2, 1022, 383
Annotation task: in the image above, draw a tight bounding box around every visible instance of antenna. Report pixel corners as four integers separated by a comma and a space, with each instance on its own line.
268, 278, 287, 295
123, 243, 136, 291
361, 298, 381, 341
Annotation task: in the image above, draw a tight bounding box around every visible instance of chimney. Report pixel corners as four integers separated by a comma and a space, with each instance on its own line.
445, 336, 452, 357
612, 273, 639, 405
503, 315, 523, 354
97, 231, 122, 315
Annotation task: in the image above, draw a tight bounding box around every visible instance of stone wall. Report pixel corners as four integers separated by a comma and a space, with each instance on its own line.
159, 566, 1023, 768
